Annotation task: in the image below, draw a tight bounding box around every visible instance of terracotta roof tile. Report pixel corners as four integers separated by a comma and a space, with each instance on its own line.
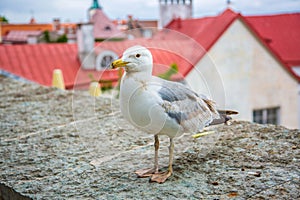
165, 9, 300, 81
0, 39, 194, 89
245, 13, 300, 67
3, 30, 42, 43
165, 9, 239, 51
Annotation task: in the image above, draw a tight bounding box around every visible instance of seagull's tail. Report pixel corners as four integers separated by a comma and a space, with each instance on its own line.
209, 110, 238, 126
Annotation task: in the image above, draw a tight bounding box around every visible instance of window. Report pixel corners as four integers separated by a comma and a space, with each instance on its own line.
253, 109, 263, 124
96, 50, 118, 71
100, 55, 114, 69
104, 25, 111, 31
253, 107, 280, 125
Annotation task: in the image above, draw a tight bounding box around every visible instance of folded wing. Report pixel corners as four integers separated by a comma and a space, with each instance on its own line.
157, 79, 220, 133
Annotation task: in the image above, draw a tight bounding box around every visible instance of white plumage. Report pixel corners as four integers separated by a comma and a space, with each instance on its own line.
111, 45, 227, 183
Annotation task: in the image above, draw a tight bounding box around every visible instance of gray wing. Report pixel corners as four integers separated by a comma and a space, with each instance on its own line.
158, 80, 220, 133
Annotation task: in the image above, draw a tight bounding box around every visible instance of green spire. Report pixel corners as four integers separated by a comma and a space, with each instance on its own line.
90, 0, 101, 9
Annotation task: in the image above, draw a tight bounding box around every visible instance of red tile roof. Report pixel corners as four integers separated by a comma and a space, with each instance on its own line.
1, 24, 53, 36
3, 30, 43, 43
0, 42, 131, 89
165, 9, 239, 52
160, 9, 241, 76
0, 43, 77, 88
0, 39, 197, 89
245, 13, 300, 67
165, 9, 300, 81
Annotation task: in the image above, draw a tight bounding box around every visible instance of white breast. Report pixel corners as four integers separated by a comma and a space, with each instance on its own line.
119, 74, 182, 137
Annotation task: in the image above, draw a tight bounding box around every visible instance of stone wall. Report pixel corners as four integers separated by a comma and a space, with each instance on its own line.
0, 75, 299, 199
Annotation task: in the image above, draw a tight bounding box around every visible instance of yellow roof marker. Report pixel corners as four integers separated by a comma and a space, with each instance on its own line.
52, 69, 65, 90
89, 81, 101, 97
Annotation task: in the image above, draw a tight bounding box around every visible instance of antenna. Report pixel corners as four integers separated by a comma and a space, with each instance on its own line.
29, 9, 36, 23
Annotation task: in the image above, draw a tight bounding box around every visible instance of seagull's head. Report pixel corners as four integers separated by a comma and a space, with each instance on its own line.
111, 45, 153, 73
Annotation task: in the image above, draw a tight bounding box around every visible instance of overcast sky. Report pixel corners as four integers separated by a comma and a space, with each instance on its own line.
1, 0, 300, 23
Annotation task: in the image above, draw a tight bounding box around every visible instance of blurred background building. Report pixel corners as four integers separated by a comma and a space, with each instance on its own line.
0, 0, 299, 129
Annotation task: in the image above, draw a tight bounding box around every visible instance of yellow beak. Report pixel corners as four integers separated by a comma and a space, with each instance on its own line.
110, 59, 129, 69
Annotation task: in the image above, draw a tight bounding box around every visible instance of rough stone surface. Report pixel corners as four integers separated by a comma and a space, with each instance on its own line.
0, 75, 299, 199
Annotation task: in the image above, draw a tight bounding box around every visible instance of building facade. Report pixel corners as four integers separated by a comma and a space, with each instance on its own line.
185, 18, 299, 128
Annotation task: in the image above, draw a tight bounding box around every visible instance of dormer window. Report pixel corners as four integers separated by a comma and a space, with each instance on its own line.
96, 50, 118, 71
104, 26, 111, 31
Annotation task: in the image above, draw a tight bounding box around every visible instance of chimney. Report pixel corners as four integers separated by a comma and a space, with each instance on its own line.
53, 18, 61, 31
76, 23, 95, 70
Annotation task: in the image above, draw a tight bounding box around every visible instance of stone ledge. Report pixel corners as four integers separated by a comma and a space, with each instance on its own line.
0, 75, 299, 199
0, 183, 31, 200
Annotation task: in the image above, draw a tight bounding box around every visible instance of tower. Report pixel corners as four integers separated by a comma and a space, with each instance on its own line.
159, 0, 193, 28
86, 0, 125, 40
88, 0, 102, 21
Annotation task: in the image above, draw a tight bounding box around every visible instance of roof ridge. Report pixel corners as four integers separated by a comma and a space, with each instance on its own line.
245, 11, 300, 18
194, 8, 239, 49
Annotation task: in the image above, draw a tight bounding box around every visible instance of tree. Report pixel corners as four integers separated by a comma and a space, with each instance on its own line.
56, 34, 68, 43
0, 16, 9, 23
43, 31, 51, 43
42, 31, 68, 43
158, 63, 179, 80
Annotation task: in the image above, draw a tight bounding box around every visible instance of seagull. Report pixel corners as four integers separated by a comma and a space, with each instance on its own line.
111, 45, 237, 183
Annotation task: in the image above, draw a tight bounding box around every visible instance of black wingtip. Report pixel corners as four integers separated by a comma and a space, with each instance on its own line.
217, 110, 238, 115
209, 110, 237, 126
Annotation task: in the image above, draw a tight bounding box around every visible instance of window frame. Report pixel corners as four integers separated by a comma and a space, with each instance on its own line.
253, 107, 280, 125
95, 50, 118, 71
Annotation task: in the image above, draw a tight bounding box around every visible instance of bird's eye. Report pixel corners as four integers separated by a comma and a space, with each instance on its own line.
135, 54, 141, 58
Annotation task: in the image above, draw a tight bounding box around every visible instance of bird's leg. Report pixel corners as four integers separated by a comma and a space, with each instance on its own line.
154, 134, 159, 172
135, 135, 159, 177
150, 138, 174, 183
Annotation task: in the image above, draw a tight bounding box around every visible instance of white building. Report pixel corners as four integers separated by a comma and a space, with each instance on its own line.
166, 9, 300, 128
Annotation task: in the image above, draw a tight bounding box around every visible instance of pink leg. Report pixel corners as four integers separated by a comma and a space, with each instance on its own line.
135, 135, 159, 177
150, 138, 174, 183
